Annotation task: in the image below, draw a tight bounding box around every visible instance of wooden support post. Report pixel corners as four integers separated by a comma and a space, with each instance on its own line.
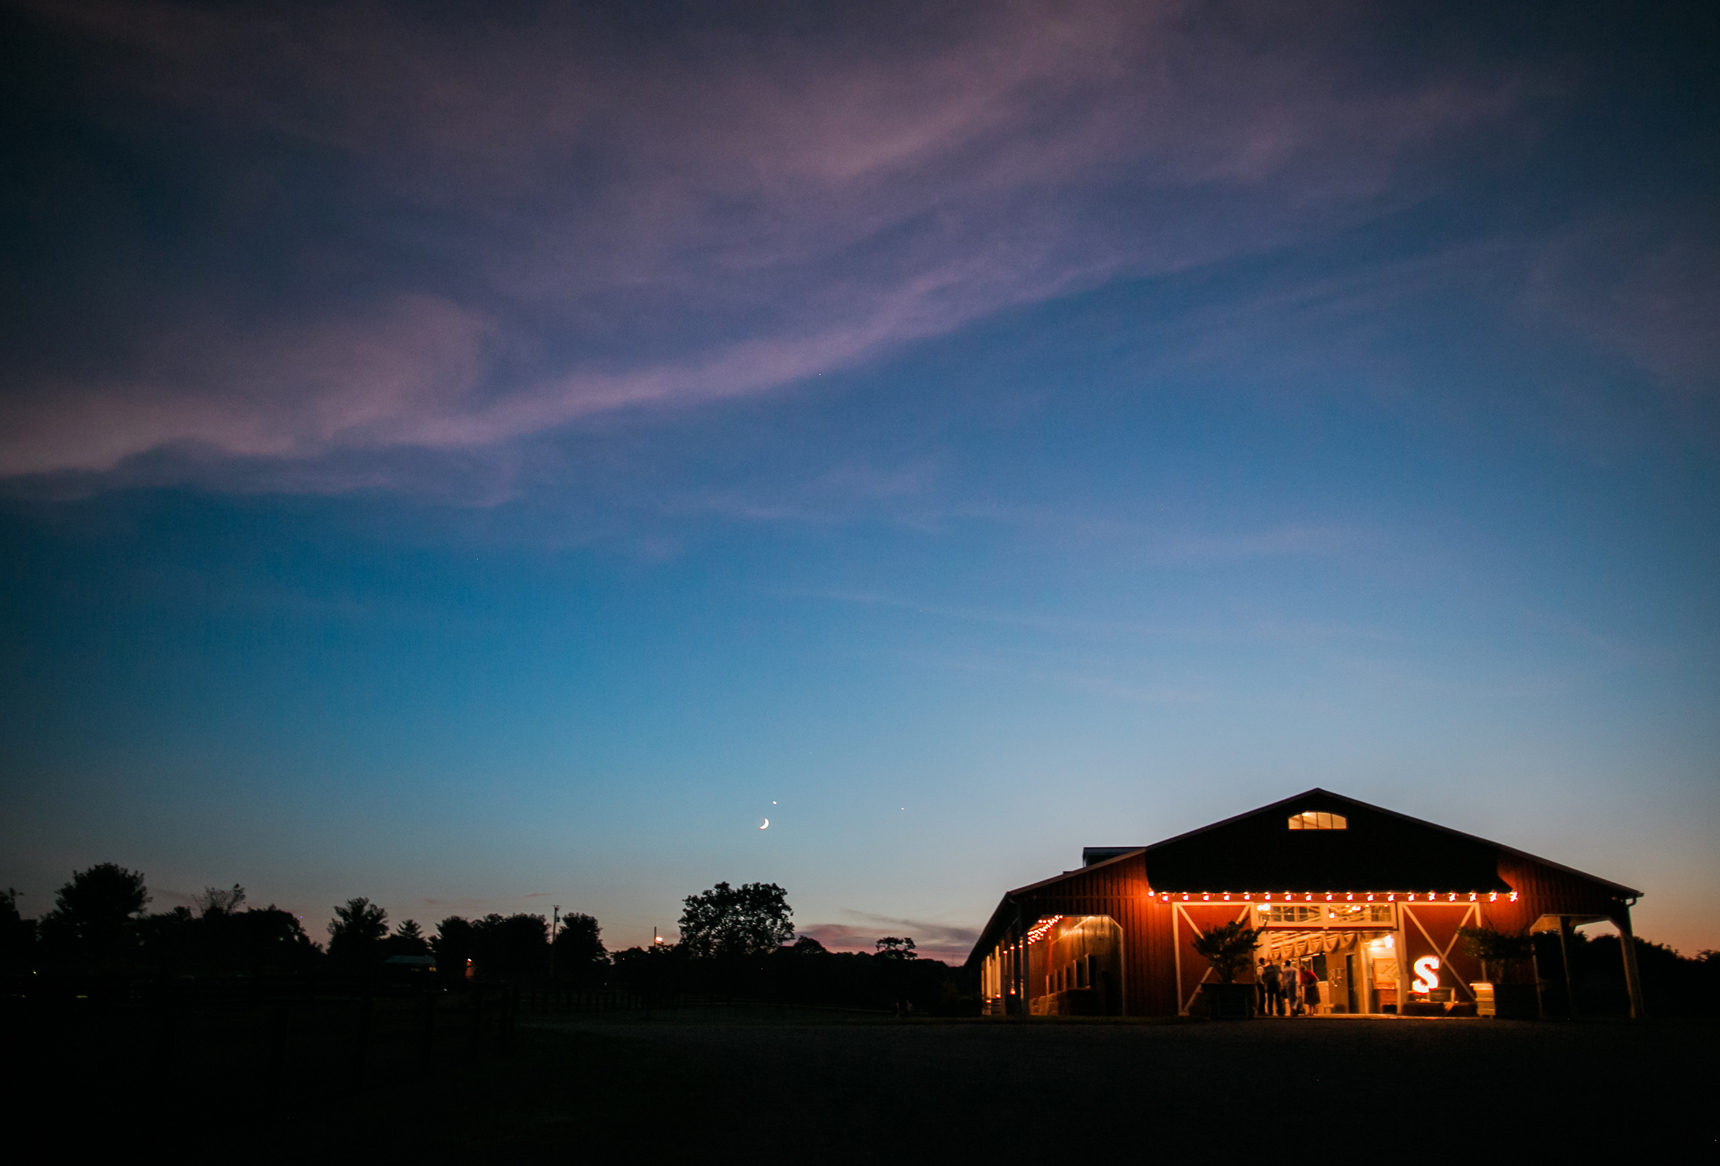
1612, 907, 1647, 1020
1393, 904, 1409, 1016
1172, 903, 1183, 1016
1011, 904, 1025, 1018
1556, 916, 1577, 1018
1530, 942, 1547, 1020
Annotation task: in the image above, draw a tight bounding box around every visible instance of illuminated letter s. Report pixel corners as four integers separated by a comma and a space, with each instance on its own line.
1412, 955, 1440, 993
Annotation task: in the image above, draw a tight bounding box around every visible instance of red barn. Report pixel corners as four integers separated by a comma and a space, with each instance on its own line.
968, 789, 1645, 1018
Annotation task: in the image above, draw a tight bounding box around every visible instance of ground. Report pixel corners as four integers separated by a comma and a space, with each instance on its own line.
520, 1009, 1716, 1156
7, 999, 1712, 1157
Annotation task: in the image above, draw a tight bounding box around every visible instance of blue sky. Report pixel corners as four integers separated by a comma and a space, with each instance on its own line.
2, 1, 1716, 960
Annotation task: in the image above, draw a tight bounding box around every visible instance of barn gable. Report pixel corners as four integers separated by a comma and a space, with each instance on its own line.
1110, 788, 1639, 898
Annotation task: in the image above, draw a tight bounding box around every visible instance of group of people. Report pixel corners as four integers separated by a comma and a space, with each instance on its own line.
1255, 956, 1319, 1016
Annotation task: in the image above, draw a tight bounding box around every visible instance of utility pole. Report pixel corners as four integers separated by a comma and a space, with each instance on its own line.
552, 905, 561, 981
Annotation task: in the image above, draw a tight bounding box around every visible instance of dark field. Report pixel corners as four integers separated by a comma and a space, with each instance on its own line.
7, 1000, 1714, 1157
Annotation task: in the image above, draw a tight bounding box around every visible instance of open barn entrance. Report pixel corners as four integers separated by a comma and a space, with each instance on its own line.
1248, 900, 1404, 1015
1257, 924, 1401, 1015
1172, 896, 1497, 1016
1172, 900, 1402, 1015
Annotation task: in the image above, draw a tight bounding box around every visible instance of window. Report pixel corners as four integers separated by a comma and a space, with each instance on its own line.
1288, 810, 1346, 830
1327, 903, 1395, 924
1259, 904, 1323, 924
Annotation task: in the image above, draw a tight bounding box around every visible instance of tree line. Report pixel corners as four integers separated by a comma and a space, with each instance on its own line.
1, 865, 977, 1013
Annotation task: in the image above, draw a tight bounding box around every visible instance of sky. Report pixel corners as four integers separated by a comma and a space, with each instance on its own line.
1, 0, 1716, 963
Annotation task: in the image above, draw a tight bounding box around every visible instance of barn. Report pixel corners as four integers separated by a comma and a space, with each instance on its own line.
968, 789, 1645, 1018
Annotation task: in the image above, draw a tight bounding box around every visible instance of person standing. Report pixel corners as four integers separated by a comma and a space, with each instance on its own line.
1254, 958, 1269, 1015
1260, 957, 1282, 1016
1281, 959, 1297, 1015
1300, 963, 1320, 1015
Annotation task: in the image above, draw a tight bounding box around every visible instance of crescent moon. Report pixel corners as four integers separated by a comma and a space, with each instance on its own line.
760, 818, 769, 829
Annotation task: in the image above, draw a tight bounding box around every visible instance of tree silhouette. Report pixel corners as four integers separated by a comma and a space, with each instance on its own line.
139, 899, 321, 975
432, 916, 476, 980
328, 897, 389, 966
473, 913, 549, 980
50, 863, 149, 929
382, 918, 431, 959
41, 863, 149, 970
195, 884, 246, 916
677, 882, 794, 959
875, 936, 917, 960
553, 912, 606, 981
229, 906, 321, 972
0, 888, 36, 971
427, 913, 550, 980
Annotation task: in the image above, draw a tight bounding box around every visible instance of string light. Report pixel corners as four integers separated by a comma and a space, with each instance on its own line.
1140, 888, 1517, 905
1025, 915, 1064, 945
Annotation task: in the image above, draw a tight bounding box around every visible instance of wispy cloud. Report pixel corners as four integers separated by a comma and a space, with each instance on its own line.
3, 0, 1528, 486
801, 909, 980, 963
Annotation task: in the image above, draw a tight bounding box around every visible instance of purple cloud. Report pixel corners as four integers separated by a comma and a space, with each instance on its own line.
3, 1, 1532, 484
801, 909, 980, 965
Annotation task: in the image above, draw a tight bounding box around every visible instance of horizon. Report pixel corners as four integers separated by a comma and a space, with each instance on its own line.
2, 1, 1716, 962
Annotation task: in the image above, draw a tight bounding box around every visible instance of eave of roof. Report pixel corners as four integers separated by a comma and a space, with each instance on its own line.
964, 847, 1144, 966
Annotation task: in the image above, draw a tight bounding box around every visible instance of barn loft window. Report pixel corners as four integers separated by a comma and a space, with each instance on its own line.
1288, 810, 1346, 830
